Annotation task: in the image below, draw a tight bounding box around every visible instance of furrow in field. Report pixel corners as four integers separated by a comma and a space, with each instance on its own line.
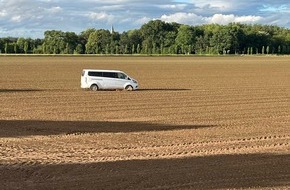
2, 140, 289, 165
1, 135, 289, 165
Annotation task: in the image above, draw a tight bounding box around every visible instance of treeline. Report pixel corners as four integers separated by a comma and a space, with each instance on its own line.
1, 20, 290, 55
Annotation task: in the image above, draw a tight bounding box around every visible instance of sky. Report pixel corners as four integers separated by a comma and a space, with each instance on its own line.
0, 0, 290, 38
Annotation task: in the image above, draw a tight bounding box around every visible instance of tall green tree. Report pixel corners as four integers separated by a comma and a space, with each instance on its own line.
16, 38, 26, 53
80, 28, 97, 53
119, 32, 131, 54
128, 29, 142, 54
210, 26, 233, 54
195, 34, 210, 54
85, 29, 111, 54
43, 30, 65, 54
140, 20, 176, 54
175, 25, 196, 54
63, 32, 79, 54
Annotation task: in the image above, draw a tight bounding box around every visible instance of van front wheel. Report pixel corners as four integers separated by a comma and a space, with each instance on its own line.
90, 84, 99, 91
125, 85, 133, 91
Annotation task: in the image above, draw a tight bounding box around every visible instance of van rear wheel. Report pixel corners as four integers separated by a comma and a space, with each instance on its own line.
90, 84, 99, 91
125, 85, 133, 91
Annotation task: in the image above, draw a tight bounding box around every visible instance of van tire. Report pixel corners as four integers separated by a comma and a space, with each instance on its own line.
90, 84, 99, 91
125, 85, 133, 91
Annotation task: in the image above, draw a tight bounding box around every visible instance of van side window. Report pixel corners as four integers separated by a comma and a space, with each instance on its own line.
118, 73, 126, 79
103, 72, 117, 78
88, 72, 102, 77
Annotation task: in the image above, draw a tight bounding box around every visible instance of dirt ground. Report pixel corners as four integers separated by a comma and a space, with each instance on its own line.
0, 56, 289, 189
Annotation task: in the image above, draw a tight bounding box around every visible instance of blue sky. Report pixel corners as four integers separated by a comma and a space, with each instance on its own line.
0, 0, 289, 38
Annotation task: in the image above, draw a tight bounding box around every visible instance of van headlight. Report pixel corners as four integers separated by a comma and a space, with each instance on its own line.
133, 79, 138, 84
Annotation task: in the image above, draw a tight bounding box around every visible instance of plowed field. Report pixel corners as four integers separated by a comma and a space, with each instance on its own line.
0, 56, 289, 189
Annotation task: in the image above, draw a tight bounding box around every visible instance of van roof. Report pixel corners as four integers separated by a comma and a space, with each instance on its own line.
83, 69, 123, 73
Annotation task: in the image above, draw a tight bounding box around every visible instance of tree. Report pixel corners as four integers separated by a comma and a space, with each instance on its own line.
119, 32, 131, 54
80, 28, 96, 53
266, 46, 270, 54
195, 34, 210, 54
226, 23, 245, 54
24, 41, 29, 54
16, 38, 26, 53
63, 32, 79, 54
0, 39, 3, 53
105, 44, 110, 54
175, 25, 196, 54
74, 44, 83, 54
43, 30, 65, 54
210, 26, 233, 54
5, 42, 8, 54
128, 29, 142, 54
42, 30, 79, 54
163, 31, 177, 54
132, 44, 135, 54
140, 20, 176, 54
137, 44, 141, 54
13, 42, 17, 53
85, 29, 111, 54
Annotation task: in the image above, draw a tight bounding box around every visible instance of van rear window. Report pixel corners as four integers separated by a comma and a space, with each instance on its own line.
88, 72, 102, 77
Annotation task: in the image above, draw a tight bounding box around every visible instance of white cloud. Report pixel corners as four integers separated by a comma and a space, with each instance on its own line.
134, 16, 151, 25
11, 15, 22, 23
89, 12, 115, 23
161, 12, 205, 25
96, 5, 125, 11
160, 12, 262, 26
0, 10, 7, 17
207, 14, 262, 25
260, 4, 289, 13
189, 0, 234, 10
46, 6, 63, 14
157, 4, 187, 11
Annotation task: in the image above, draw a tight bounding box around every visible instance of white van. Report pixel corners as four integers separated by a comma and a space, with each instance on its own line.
81, 69, 138, 91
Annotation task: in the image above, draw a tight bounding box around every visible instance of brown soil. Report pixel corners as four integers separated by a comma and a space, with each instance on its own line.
0, 56, 289, 189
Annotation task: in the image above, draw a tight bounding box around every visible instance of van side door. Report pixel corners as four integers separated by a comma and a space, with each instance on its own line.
102, 72, 118, 89
114, 72, 129, 89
